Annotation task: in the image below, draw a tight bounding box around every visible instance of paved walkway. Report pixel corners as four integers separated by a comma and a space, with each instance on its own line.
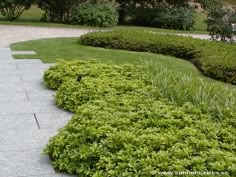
0, 48, 74, 177
0, 24, 213, 48
0, 25, 92, 47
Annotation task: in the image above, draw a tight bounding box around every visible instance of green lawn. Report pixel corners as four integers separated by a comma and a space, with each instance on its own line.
12, 37, 235, 88
194, 12, 207, 31
11, 37, 201, 75
0, 6, 209, 34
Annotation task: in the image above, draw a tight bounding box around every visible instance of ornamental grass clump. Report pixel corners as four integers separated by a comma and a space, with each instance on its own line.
141, 60, 236, 119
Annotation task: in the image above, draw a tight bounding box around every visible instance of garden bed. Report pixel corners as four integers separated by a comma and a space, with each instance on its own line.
44, 60, 236, 177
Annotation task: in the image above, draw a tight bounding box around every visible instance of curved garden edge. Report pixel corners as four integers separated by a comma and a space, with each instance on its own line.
42, 60, 236, 177
79, 30, 236, 85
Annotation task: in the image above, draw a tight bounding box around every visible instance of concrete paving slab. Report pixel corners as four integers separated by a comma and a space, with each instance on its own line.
0, 47, 79, 176
0, 91, 28, 102
0, 48, 12, 58
36, 112, 73, 130
0, 82, 24, 91
0, 114, 38, 131
0, 69, 20, 76
0, 75, 22, 83
31, 100, 67, 114
15, 59, 42, 64
23, 175, 63, 177
0, 25, 91, 47
0, 149, 56, 177
62, 175, 77, 177
0, 48, 11, 52
0, 129, 56, 151
0, 60, 16, 64
27, 90, 55, 101
0, 101, 37, 115
23, 81, 48, 91
0, 63, 17, 70
21, 74, 43, 82
16, 63, 50, 70
18, 68, 45, 75
17, 173, 77, 177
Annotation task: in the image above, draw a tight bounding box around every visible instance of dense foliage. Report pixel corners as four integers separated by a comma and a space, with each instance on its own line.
207, 7, 236, 41
142, 60, 236, 119
79, 30, 236, 85
44, 60, 236, 177
70, 2, 118, 27
0, 0, 34, 20
114, 0, 222, 29
129, 6, 194, 30
37, 0, 85, 22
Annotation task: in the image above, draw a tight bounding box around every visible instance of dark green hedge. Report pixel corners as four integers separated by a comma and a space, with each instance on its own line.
44, 60, 236, 177
79, 30, 236, 85
70, 2, 118, 27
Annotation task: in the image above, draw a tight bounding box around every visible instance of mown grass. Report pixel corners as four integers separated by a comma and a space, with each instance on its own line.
10, 37, 200, 75
193, 12, 207, 31
11, 37, 236, 92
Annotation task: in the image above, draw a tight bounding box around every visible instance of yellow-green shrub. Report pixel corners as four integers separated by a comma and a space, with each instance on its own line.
44, 60, 236, 177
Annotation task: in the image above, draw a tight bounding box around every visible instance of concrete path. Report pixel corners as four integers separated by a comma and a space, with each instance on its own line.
0, 24, 213, 48
0, 48, 74, 177
0, 25, 92, 47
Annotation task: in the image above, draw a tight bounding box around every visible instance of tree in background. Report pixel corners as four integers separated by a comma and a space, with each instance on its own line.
207, 7, 236, 41
0, 0, 34, 20
37, 0, 87, 22
195, 0, 223, 11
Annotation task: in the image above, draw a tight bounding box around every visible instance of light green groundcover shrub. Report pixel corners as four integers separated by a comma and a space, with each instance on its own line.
79, 30, 236, 85
44, 60, 236, 177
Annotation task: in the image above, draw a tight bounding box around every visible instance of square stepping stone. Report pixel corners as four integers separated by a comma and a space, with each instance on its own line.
15, 59, 42, 64
12, 51, 36, 55
16, 63, 49, 70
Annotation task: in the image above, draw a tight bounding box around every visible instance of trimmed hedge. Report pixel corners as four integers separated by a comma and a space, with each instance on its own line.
44, 60, 236, 177
79, 30, 236, 85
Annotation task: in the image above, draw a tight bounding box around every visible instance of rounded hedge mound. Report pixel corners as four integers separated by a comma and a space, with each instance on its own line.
44, 60, 236, 177
79, 30, 236, 85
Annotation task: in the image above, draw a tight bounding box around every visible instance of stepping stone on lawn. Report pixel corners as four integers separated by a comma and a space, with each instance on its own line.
12, 51, 36, 55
